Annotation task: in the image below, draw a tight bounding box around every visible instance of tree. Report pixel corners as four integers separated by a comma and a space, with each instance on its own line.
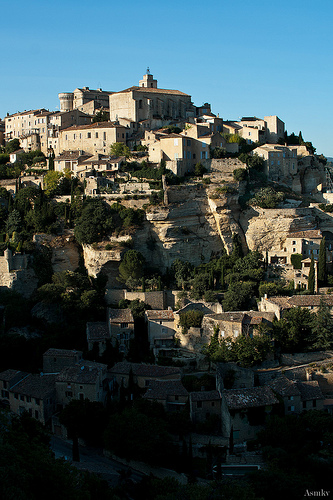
318, 237, 326, 285
5, 138, 20, 153
92, 110, 109, 122
74, 199, 113, 244
308, 251, 315, 293
194, 162, 207, 177
118, 249, 145, 283
5, 208, 21, 236
311, 298, 333, 350
273, 307, 313, 352
222, 281, 257, 311
233, 168, 247, 181
43, 171, 63, 197
110, 142, 131, 159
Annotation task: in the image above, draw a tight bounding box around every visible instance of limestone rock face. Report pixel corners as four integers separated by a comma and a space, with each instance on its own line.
239, 207, 316, 253
134, 189, 224, 272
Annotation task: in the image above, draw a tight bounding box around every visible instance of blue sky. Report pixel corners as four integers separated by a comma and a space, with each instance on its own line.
2, 0, 333, 156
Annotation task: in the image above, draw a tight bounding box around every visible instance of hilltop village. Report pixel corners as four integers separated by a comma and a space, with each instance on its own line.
1, 70, 333, 498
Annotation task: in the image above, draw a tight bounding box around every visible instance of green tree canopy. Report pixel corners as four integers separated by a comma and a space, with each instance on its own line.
74, 199, 113, 244
110, 142, 131, 159
118, 249, 145, 283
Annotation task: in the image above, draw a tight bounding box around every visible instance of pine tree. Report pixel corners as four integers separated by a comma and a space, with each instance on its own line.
308, 251, 315, 294
220, 265, 225, 290
298, 131, 304, 144
312, 298, 333, 350
318, 237, 326, 285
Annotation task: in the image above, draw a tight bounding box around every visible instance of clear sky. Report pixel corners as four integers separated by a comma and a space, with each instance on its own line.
2, 0, 333, 156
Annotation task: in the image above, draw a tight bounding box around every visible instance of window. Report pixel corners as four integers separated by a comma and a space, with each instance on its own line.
211, 402, 215, 407
65, 135, 68, 141
145, 380, 150, 387
202, 142, 206, 148
14, 393, 18, 399
175, 395, 179, 401
174, 139, 178, 146
103, 132, 106, 140
20, 394, 25, 401
79, 393, 84, 401
288, 396, 294, 401
65, 391, 73, 398
201, 151, 206, 159
221, 330, 225, 337
139, 100, 143, 109
197, 401, 202, 408
313, 399, 317, 408
1, 390, 9, 399
187, 139, 191, 146
303, 401, 307, 409
121, 323, 128, 328
87, 132, 91, 138
95, 132, 98, 138
35, 398, 40, 405
292, 241, 296, 245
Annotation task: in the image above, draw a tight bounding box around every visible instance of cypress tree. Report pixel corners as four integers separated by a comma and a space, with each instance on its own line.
308, 251, 315, 294
318, 237, 326, 285
220, 265, 225, 290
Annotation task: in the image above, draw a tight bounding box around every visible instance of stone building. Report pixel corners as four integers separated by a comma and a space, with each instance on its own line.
43, 348, 83, 374
86, 322, 111, 355
108, 308, 134, 354
267, 376, 324, 414
55, 360, 108, 408
109, 70, 195, 130
108, 361, 181, 389
58, 87, 113, 113
202, 311, 275, 342
253, 143, 298, 181
58, 121, 127, 156
143, 379, 189, 411
258, 294, 333, 320
145, 309, 176, 356
189, 390, 221, 424
0, 369, 56, 425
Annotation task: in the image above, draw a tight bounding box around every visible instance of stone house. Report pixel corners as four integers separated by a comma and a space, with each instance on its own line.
258, 294, 333, 319
221, 386, 279, 444
9, 149, 25, 163
47, 109, 92, 154
43, 348, 83, 374
108, 361, 181, 389
268, 229, 328, 266
55, 360, 108, 409
108, 308, 134, 354
143, 379, 189, 412
267, 376, 324, 414
86, 322, 111, 355
189, 390, 221, 424
58, 121, 127, 157
253, 143, 298, 182
0, 369, 56, 425
145, 309, 176, 356
202, 311, 275, 342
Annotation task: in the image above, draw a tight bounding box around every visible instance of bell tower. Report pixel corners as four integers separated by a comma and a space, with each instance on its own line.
139, 67, 157, 88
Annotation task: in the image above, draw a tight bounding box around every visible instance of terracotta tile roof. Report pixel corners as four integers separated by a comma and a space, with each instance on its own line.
262, 296, 291, 309
143, 380, 188, 400
109, 362, 181, 378
287, 295, 333, 307
145, 310, 174, 321
267, 376, 300, 397
223, 386, 279, 410
190, 390, 221, 402
54, 151, 92, 161
56, 362, 106, 384
296, 380, 323, 401
62, 121, 124, 131
287, 230, 322, 239
0, 369, 28, 386
86, 322, 110, 341
114, 86, 190, 96
108, 309, 134, 324
13, 374, 56, 398
44, 348, 83, 358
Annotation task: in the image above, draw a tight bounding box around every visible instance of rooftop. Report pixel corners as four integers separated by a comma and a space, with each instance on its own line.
223, 386, 279, 410
143, 380, 188, 400
86, 322, 110, 341
190, 390, 221, 402
109, 362, 181, 378
13, 374, 56, 398
287, 230, 322, 239
108, 308, 134, 324
56, 361, 107, 384
145, 310, 174, 321
267, 376, 300, 397
44, 348, 83, 358
62, 121, 124, 132
296, 380, 323, 401
114, 86, 190, 97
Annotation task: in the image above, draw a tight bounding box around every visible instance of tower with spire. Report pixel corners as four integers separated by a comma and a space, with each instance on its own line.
139, 68, 158, 88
